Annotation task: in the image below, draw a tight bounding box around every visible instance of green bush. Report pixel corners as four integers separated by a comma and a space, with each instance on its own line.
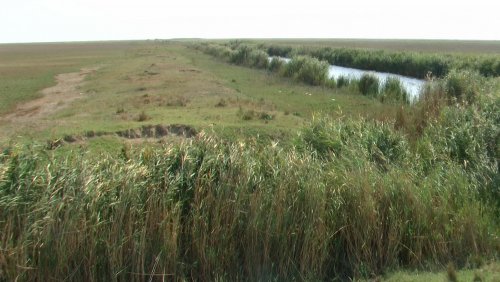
266, 45, 292, 57
380, 77, 409, 103
422, 98, 499, 206
229, 45, 253, 65
283, 55, 329, 86
358, 73, 380, 96
336, 75, 350, 88
268, 57, 285, 73
325, 78, 336, 88
248, 49, 269, 69
444, 69, 483, 104
194, 43, 235, 61
298, 117, 409, 166
228, 45, 269, 69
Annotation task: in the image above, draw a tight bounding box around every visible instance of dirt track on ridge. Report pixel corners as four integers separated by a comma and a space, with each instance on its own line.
1, 67, 98, 123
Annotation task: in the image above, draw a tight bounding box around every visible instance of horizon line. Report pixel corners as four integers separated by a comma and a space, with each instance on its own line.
1, 37, 500, 45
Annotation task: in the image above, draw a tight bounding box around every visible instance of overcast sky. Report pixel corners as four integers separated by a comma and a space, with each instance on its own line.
1, 0, 499, 43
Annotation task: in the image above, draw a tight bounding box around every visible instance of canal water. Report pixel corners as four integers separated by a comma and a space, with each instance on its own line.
270, 57, 425, 100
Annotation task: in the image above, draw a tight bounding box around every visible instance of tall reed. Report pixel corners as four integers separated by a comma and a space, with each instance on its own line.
1, 101, 498, 280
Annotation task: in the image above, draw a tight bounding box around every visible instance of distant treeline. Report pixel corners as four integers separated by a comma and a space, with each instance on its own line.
261, 44, 500, 79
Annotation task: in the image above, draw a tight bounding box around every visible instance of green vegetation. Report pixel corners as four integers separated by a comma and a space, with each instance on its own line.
1, 87, 498, 280
259, 41, 500, 78
381, 77, 409, 103
336, 75, 350, 88
0, 40, 498, 281
444, 69, 484, 104
195, 42, 414, 105
268, 57, 285, 72
282, 55, 329, 86
255, 38, 500, 54
230, 45, 269, 69
0, 42, 143, 115
195, 42, 331, 87
358, 73, 380, 97
307, 47, 451, 78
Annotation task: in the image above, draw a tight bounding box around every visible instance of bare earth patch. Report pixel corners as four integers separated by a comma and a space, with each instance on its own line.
1, 67, 98, 123
46, 124, 198, 149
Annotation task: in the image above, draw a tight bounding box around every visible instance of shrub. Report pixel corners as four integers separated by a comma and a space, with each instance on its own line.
240, 109, 254, 120
225, 44, 270, 69
267, 45, 292, 57
325, 78, 336, 89
215, 98, 227, 107
268, 57, 285, 73
283, 56, 329, 86
358, 74, 380, 96
444, 69, 482, 104
230, 45, 253, 65
166, 96, 189, 107
336, 76, 350, 88
298, 117, 408, 166
195, 43, 235, 61
422, 98, 500, 204
248, 49, 269, 69
136, 110, 151, 122
116, 106, 126, 114
380, 77, 409, 103
474, 57, 500, 77
259, 111, 274, 121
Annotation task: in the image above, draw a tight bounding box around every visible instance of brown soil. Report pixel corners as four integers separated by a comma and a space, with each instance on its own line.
1, 67, 98, 123
115, 124, 197, 139
46, 124, 198, 150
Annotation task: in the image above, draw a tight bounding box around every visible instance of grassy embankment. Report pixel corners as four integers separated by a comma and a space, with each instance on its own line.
0, 41, 398, 148
0, 40, 498, 280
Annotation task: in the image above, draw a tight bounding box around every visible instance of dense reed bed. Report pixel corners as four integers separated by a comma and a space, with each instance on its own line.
1, 75, 498, 280
193, 42, 411, 103
263, 44, 500, 79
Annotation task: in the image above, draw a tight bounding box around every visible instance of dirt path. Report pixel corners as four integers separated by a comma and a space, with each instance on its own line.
1, 67, 98, 123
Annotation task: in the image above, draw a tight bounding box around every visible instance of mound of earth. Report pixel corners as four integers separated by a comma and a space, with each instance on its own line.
47, 124, 198, 149
115, 124, 197, 139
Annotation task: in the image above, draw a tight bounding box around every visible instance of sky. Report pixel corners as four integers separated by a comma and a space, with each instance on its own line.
1, 0, 500, 43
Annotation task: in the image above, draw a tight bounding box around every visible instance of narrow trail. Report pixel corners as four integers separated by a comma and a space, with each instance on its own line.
1, 67, 98, 123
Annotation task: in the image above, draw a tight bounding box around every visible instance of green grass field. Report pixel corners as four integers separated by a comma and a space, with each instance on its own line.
0, 39, 498, 281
